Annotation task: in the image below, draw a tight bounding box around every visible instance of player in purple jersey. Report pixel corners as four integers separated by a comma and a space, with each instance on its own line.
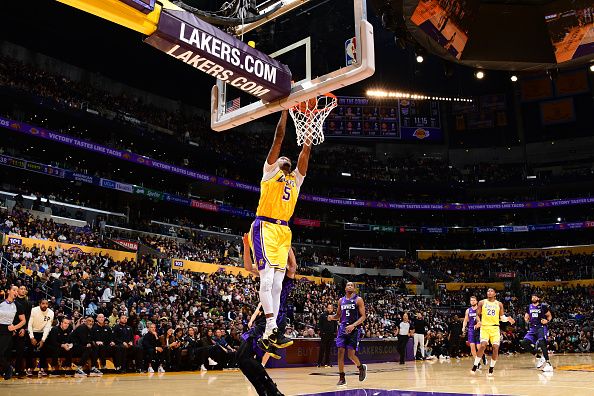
520, 293, 553, 372
234, 234, 298, 396
328, 282, 367, 387
462, 296, 486, 368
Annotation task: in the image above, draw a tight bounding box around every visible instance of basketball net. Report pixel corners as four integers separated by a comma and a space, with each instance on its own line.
289, 93, 337, 146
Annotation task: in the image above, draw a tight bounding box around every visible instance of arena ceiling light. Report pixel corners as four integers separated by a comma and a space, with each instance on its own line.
510, 75, 518, 82
366, 90, 473, 102
590, 64, 594, 72
475, 71, 485, 79
341, 172, 352, 177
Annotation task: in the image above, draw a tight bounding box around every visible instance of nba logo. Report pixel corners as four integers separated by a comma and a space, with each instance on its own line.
345, 37, 357, 66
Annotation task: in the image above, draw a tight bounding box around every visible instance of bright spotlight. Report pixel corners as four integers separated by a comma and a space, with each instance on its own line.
590, 64, 594, 72
511, 75, 518, 82
475, 71, 485, 79
416, 55, 424, 63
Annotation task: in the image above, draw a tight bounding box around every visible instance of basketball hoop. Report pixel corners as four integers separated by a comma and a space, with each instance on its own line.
289, 93, 338, 146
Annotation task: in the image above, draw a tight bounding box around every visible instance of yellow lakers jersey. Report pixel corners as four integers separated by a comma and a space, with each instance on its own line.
256, 169, 302, 222
481, 299, 500, 326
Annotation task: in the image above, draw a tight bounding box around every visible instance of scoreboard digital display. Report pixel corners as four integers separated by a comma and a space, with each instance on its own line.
399, 99, 442, 140
399, 99, 441, 128
323, 97, 442, 141
324, 97, 400, 138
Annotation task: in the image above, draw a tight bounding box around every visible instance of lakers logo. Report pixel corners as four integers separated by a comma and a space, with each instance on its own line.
413, 128, 430, 139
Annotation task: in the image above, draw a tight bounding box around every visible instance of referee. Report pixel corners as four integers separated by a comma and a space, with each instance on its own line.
1, 285, 26, 380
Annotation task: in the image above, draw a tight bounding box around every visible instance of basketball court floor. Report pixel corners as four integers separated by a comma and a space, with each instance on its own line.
3, 354, 593, 396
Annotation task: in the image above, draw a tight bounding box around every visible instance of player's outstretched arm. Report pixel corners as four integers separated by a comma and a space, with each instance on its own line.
242, 233, 259, 277
266, 110, 288, 165
297, 138, 312, 177
248, 303, 262, 328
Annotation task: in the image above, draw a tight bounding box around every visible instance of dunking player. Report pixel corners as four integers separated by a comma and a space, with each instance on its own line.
471, 288, 515, 377
462, 296, 486, 369
329, 282, 367, 387
520, 293, 553, 372
237, 234, 297, 396
248, 109, 313, 352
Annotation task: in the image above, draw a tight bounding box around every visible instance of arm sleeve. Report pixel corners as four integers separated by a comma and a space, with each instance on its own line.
263, 161, 279, 181
295, 169, 305, 189
42, 311, 54, 342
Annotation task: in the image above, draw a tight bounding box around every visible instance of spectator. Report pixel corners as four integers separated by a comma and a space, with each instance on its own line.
69, 316, 102, 377
27, 298, 54, 376
413, 313, 428, 360
142, 322, 165, 373
44, 317, 73, 377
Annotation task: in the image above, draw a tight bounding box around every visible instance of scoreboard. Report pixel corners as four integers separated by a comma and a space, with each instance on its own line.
323, 96, 442, 141
398, 99, 442, 140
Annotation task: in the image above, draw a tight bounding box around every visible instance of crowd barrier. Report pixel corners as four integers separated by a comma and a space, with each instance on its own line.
3, 235, 137, 262
171, 258, 333, 285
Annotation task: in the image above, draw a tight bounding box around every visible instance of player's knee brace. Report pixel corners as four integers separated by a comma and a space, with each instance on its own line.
272, 271, 284, 293
260, 277, 273, 293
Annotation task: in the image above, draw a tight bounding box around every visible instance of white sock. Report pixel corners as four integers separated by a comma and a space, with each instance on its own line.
490, 359, 496, 368
474, 357, 481, 366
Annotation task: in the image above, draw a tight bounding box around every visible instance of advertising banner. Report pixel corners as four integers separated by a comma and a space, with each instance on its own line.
171, 259, 332, 285
5, 117, 594, 212
437, 282, 506, 291
293, 218, 321, 227
267, 338, 414, 368
3, 235, 136, 262
144, 10, 291, 101
418, 244, 594, 260
112, 239, 139, 251
437, 279, 594, 291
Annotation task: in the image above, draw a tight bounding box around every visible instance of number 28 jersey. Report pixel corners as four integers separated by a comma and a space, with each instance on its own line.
481, 299, 501, 326
256, 162, 305, 222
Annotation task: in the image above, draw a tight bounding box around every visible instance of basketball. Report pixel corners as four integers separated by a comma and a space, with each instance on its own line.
298, 97, 318, 112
